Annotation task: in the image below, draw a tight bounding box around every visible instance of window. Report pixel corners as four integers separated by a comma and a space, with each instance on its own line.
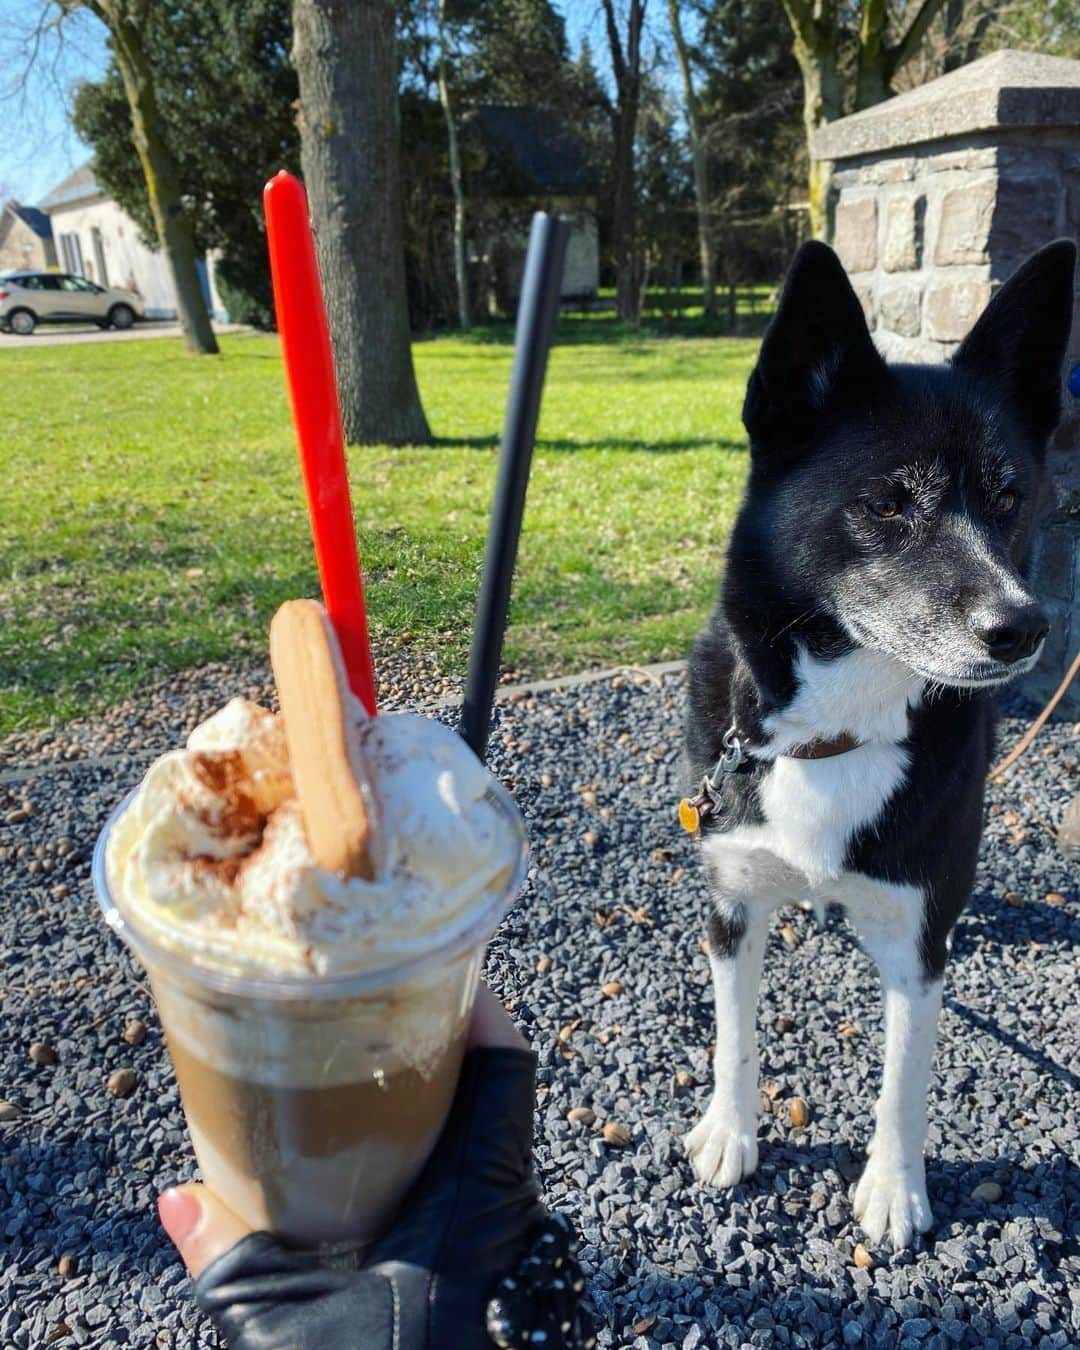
58, 233, 85, 276
55, 274, 100, 293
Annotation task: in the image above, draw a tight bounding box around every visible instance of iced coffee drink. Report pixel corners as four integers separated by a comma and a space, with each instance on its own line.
95, 612, 526, 1248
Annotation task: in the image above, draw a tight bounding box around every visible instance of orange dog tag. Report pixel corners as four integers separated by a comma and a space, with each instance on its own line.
678, 798, 700, 833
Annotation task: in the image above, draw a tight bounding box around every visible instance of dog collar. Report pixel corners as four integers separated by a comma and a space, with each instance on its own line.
678, 728, 862, 833
782, 732, 862, 760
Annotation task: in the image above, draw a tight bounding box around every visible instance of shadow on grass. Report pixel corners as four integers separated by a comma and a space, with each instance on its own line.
417, 312, 772, 349
434, 434, 747, 455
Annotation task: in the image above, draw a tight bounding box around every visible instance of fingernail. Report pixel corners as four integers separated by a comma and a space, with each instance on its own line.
158, 1187, 202, 1247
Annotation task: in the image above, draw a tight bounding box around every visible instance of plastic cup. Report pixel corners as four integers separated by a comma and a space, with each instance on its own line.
92, 783, 527, 1249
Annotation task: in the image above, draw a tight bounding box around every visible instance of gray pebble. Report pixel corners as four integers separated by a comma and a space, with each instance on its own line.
3, 669, 1078, 1346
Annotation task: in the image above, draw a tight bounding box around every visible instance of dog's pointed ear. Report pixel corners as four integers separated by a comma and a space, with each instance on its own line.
742, 241, 886, 452
952, 239, 1076, 445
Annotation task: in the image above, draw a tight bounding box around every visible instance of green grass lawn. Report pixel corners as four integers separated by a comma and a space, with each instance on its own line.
1, 318, 758, 732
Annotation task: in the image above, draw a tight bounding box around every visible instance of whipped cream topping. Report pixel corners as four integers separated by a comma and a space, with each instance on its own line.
105, 698, 517, 976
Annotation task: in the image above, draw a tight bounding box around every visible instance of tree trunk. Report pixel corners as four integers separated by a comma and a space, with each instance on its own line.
668, 0, 716, 318
106, 8, 218, 355
602, 0, 646, 327
795, 52, 841, 241
783, 1, 843, 241
437, 0, 469, 330
856, 0, 892, 110
292, 0, 431, 445
943, 0, 997, 73
857, 0, 952, 108
782, 0, 954, 242
612, 106, 642, 324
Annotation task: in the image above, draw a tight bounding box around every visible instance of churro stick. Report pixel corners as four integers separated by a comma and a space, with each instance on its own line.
270, 599, 383, 880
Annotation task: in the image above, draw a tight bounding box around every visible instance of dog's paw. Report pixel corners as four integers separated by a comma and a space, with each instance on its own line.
853, 1148, 933, 1248
685, 1102, 758, 1188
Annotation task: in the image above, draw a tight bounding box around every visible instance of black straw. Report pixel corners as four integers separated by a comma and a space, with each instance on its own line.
460, 212, 571, 760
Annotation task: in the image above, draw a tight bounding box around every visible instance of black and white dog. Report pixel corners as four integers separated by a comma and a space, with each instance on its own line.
683, 238, 1076, 1247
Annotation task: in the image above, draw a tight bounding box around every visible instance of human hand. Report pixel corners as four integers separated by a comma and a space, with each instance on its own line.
158, 985, 524, 1279
159, 985, 595, 1348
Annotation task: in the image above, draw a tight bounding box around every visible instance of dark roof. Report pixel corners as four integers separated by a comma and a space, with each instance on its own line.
469, 106, 596, 198
6, 202, 54, 240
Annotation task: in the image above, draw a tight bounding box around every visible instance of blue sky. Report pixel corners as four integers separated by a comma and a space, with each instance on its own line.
0, 0, 665, 208
0, 0, 108, 204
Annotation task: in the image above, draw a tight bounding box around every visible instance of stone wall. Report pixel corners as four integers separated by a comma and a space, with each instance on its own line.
814, 51, 1080, 713
828, 137, 1079, 370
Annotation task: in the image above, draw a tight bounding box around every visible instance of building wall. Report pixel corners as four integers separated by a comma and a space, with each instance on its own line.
205, 250, 230, 322
560, 204, 600, 298
497, 199, 600, 303
46, 195, 177, 317
0, 213, 55, 272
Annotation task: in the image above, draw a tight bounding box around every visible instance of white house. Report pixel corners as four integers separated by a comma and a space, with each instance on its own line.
469, 107, 600, 311
39, 162, 227, 320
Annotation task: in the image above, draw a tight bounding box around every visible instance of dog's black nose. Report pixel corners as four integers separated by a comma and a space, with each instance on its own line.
969, 603, 1050, 663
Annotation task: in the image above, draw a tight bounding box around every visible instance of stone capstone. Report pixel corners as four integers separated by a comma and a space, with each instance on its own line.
812, 50, 1080, 160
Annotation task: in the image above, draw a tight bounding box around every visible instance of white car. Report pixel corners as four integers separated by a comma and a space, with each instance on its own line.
0, 270, 146, 336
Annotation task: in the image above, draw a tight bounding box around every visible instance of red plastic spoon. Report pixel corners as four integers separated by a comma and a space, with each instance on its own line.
263, 170, 377, 716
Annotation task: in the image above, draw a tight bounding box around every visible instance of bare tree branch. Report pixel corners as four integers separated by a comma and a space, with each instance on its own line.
781, 0, 819, 48
600, 0, 626, 87
858, 0, 888, 76
887, 0, 951, 79
0, 1, 106, 199
627, 0, 645, 77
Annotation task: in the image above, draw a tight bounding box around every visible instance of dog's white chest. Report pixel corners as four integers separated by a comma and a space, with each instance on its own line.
758, 744, 909, 879
702, 646, 923, 902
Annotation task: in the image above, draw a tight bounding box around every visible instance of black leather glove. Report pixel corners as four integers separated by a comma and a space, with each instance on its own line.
194, 1048, 595, 1349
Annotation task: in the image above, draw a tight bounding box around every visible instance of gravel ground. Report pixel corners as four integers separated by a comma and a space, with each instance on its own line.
1, 661, 1077, 1349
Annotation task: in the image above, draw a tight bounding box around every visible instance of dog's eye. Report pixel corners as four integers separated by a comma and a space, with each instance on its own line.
871, 499, 901, 519
994, 490, 1017, 515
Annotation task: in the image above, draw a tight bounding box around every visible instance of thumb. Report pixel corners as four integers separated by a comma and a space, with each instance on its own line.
159, 1183, 254, 1279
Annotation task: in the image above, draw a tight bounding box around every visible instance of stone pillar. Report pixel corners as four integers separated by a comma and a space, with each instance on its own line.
813, 50, 1080, 713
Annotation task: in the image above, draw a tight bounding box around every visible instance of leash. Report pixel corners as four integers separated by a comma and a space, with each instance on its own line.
987, 647, 1080, 781
678, 727, 744, 832
677, 726, 861, 833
